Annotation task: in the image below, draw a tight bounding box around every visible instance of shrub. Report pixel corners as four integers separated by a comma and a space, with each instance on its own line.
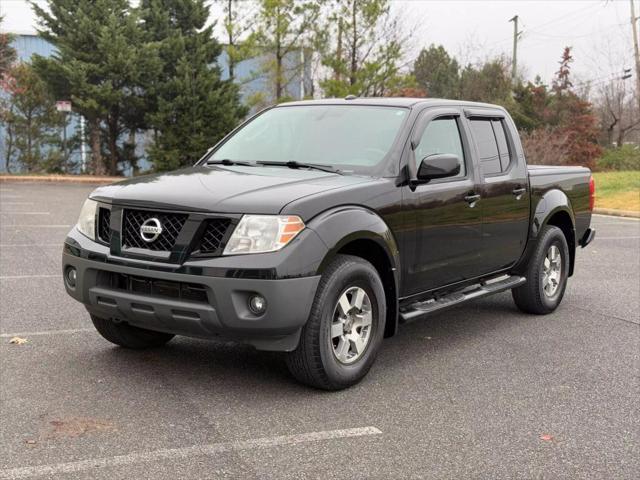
521, 127, 570, 166
597, 145, 640, 171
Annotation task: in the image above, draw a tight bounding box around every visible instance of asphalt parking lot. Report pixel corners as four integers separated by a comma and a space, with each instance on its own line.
0, 181, 638, 479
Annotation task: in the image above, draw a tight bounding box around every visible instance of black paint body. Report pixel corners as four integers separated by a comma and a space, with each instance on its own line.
63, 98, 594, 351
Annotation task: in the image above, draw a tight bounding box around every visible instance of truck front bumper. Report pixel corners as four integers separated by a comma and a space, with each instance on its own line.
62, 231, 323, 352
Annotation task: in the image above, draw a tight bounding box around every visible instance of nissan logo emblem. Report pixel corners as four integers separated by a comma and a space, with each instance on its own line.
139, 218, 163, 242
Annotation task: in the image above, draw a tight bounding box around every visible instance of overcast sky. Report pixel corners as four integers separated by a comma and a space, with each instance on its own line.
0, 0, 635, 87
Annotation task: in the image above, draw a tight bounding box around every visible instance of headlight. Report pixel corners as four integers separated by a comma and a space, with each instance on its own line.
223, 215, 305, 255
76, 198, 98, 240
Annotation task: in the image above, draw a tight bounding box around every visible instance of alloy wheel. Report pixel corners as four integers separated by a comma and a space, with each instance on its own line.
330, 287, 373, 364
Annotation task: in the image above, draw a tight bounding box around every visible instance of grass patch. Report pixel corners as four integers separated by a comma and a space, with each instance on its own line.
593, 171, 640, 211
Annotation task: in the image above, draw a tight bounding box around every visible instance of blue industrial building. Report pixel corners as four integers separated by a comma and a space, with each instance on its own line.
1, 33, 312, 175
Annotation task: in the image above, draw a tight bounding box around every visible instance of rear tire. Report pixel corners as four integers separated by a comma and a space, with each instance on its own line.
512, 225, 570, 314
91, 315, 175, 349
286, 255, 386, 390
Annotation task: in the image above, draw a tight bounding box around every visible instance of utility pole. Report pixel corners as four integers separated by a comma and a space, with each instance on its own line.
509, 15, 520, 83
631, 0, 640, 110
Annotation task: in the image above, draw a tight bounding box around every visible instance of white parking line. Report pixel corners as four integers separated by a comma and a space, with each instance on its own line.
0, 202, 34, 205
0, 212, 50, 215
596, 236, 640, 240
0, 225, 71, 228
0, 328, 94, 338
0, 244, 61, 247
0, 274, 60, 280
0, 427, 382, 479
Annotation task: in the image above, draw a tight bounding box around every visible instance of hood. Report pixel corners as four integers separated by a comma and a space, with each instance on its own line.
90, 165, 373, 215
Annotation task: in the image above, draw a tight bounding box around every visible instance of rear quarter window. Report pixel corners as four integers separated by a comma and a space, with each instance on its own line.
469, 118, 515, 176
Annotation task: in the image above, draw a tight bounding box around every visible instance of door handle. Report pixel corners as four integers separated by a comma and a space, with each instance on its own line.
464, 194, 481, 207
512, 187, 526, 199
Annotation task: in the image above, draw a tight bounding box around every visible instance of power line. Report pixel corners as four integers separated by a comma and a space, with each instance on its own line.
484, 2, 604, 49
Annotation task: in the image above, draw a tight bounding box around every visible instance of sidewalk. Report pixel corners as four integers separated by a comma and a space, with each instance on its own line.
594, 208, 640, 219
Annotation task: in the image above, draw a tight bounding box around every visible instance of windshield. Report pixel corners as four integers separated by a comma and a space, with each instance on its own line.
208, 105, 408, 172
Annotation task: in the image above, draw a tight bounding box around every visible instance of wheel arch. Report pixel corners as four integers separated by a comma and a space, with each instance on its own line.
527, 189, 577, 276
307, 206, 400, 338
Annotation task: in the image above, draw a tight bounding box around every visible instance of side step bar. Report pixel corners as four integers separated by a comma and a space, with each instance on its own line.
399, 275, 526, 323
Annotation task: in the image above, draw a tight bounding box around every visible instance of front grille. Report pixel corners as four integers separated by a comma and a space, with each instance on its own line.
122, 209, 187, 251
97, 208, 111, 244
198, 219, 231, 254
98, 271, 208, 303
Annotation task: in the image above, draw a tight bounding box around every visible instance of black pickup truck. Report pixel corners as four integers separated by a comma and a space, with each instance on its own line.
63, 98, 595, 390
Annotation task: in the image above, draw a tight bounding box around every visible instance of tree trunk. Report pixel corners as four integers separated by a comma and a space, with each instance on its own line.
129, 130, 138, 175
275, 7, 283, 100
107, 116, 119, 176
607, 118, 618, 146
227, 0, 235, 81
4, 114, 14, 174
349, 1, 358, 86
336, 18, 343, 81
26, 110, 33, 173
616, 127, 627, 148
88, 118, 105, 175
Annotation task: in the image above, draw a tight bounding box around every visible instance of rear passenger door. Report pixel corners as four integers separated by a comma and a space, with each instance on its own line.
465, 110, 530, 273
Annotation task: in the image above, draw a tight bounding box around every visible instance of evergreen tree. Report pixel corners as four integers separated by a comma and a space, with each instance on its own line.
319, 0, 408, 97
3, 63, 65, 172
253, 0, 321, 102
218, 0, 258, 82
413, 44, 460, 98
0, 16, 17, 78
139, 0, 247, 171
31, 0, 159, 175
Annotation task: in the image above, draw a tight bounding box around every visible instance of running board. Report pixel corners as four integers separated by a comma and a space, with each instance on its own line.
399, 275, 526, 323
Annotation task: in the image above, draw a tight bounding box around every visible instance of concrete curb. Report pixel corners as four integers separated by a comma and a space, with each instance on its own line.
0, 175, 122, 184
594, 208, 640, 219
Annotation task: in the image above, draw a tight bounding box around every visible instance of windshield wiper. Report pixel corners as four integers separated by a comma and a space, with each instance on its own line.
206, 159, 256, 167
257, 161, 342, 174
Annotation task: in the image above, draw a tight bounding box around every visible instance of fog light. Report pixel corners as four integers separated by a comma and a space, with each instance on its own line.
66, 267, 77, 287
248, 295, 267, 315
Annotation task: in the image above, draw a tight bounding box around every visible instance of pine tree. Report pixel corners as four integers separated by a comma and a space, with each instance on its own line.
253, 0, 320, 102
0, 16, 17, 78
319, 0, 408, 97
3, 63, 65, 172
218, 0, 258, 82
139, 0, 247, 171
413, 45, 460, 98
31, 0, 160, 175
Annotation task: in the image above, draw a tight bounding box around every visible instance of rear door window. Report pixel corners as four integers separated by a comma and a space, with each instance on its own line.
470, 119, 501, 176
469, 118, 514, 176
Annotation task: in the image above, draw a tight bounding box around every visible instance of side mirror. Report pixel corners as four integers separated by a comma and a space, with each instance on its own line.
417, 154, 461, 181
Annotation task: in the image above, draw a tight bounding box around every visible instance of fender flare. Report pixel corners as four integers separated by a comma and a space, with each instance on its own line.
532, 189, 576, 239
514, 188, 577, 275
306, 206, 401, 336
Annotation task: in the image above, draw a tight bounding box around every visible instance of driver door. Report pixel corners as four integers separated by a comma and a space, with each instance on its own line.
401, 109, 483, 296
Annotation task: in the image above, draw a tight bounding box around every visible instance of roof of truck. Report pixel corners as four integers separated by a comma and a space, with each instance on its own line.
280, 97, 503, 110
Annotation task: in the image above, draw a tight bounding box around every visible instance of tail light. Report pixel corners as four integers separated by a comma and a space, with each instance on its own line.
589, 176, 595, 211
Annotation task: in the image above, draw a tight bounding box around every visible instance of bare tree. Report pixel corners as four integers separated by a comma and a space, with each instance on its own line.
596, 76, 640, 146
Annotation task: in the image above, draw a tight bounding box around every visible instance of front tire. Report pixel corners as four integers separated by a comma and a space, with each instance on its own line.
91, 315, 175, 349
512, 225, 570, 314
286, 255, 386, 390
